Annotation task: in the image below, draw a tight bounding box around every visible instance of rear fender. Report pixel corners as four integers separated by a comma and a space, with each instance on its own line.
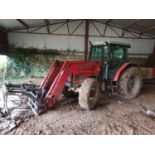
113, 62, 139, 82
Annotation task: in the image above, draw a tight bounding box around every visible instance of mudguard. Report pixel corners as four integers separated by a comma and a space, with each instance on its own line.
113, 62, 139, 82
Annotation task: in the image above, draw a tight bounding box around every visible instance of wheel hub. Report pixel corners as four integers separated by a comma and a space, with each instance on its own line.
128, 76, 135, 91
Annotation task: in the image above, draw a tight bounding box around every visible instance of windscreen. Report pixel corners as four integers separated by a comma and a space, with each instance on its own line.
89, 45, 109, 61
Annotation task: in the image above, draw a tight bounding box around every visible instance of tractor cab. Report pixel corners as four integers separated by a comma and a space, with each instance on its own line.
89, 41, 131, 80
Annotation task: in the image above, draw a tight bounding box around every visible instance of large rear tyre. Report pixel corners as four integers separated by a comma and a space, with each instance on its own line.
118, 67, 142, 99
78, 78, 100, 110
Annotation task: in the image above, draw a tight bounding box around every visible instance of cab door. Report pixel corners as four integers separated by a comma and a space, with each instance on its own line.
108, 45, 127, 79
89, 45, 110, 80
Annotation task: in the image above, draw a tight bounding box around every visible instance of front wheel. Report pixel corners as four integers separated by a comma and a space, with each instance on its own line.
78, 78, 100, 110
118, 67, 142, 99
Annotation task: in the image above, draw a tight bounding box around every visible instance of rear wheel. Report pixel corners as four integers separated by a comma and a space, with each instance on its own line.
78, 78, 100, 110
118, 67, 142, 99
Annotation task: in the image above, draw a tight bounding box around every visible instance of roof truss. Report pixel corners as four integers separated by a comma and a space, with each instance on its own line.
44, 19, 50, 34
0, 19, 154, 39
16, 19, 29, 29
124, 19, 142, 28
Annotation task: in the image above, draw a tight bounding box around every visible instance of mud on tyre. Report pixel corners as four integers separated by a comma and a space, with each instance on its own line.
118, 67, 142, 99
78, 78, 100, 110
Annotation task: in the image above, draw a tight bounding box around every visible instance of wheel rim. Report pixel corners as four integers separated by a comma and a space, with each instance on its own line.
127, 75, 139, 93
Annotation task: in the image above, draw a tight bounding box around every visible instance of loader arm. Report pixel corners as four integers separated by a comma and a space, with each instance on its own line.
40, 60, 101, 113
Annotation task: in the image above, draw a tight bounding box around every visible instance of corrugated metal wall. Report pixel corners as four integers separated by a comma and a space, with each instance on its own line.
8, 21, 155, 55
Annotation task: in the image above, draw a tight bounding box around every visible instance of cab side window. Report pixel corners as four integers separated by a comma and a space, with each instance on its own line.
111, 46, 126, 59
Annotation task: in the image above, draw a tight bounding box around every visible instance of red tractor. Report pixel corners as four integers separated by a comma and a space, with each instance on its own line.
4, 42, 148, 115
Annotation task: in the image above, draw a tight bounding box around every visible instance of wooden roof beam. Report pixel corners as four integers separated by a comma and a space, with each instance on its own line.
124, 19, 142, 28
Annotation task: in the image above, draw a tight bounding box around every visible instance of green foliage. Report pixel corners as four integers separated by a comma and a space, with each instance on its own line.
5, 47, 83, 80
0, 56, 7, 80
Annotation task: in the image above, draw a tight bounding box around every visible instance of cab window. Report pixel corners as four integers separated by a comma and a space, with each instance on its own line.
111, 46, 126, 59
90, 46, 103, 61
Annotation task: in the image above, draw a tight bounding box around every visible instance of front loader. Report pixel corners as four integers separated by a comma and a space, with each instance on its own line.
4, 41, 152, 115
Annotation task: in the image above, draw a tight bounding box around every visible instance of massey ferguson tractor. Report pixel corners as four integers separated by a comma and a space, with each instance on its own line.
4, 41, 155, 115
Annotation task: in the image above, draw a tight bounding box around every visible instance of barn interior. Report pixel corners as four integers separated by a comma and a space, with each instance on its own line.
0, 19, 155, 135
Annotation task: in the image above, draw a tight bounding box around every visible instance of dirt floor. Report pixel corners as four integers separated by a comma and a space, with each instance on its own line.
2, 78, 154, 135
0, 78, 155, 135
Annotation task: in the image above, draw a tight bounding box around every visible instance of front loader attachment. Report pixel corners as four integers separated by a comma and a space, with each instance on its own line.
3, 60, 100, 115
2, 83, 42, 115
